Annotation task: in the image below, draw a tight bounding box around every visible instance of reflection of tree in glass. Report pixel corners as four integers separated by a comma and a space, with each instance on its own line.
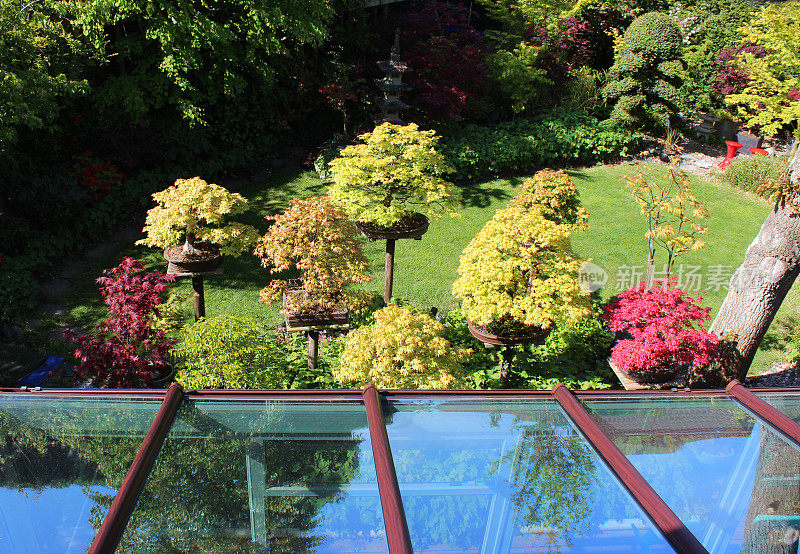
390, 445, 495, 549
1, 401, 374, 552
108, 401, 371, 553
490, 417, 594, 553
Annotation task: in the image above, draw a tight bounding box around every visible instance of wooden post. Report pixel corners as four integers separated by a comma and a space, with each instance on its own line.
307, 330, 319, 370
192, 275, 205, 321
384, 239, 395, 305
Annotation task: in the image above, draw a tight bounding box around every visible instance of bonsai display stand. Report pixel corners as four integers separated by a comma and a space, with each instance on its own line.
166, 263, 223, 321
467, 320, 550, 386
283, 322, 350, 370
356, 214, 429, 305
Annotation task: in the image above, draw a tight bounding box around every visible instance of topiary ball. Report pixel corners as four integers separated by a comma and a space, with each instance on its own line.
624, 12, 682, 60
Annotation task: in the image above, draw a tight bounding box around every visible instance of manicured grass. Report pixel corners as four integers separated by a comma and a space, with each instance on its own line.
29, 163, 798, 378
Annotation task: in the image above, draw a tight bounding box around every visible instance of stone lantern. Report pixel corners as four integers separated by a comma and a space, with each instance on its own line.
375, 29, 411, 124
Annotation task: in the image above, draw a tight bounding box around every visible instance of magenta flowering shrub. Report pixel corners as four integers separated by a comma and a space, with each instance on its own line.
65, 257, 176, 387
601, 280, 719, 378
713, 43, 774, 96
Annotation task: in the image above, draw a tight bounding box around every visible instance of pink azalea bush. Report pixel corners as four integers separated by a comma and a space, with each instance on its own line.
601, 280, 719, 379
66, 257, 175, 387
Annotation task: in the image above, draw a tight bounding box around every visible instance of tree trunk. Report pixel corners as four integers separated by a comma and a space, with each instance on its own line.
708, 146, 800, 382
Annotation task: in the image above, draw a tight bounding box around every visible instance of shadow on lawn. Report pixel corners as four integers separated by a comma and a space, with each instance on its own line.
459, 179, 513, 209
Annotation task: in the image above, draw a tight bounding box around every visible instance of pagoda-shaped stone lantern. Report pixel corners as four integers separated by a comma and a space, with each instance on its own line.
375, 29, 411, 124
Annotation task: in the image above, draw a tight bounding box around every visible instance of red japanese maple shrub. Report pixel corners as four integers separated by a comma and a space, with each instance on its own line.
601, 279, 718, 379
404, 1, 489, 120
713, 43, 774, 97
65, 257, 176, 387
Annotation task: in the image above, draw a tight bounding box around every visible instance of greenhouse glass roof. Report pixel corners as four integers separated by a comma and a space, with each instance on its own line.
1, 382, 799, 554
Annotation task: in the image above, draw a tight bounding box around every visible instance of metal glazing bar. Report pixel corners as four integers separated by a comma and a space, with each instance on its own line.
88, 382, 185, 554
362, 384, 413, 553
551, 383, 709, 554
727, 379, 800, 448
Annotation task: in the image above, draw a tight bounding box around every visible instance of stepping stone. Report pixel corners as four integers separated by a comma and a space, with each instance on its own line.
24, 318, 41, 330
50, 325, 86, 343
40, 279, 73, 299
39, 303, 67, 317
86, 241, 119, 260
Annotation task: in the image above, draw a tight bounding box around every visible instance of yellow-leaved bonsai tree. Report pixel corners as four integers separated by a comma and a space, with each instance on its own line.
328, 122, 460, 229
328, 122, 460, 303
137, 177, 259, 264
624, 166, 708, 287
453, 170, 592, 383
334, 305, 470, 389
254, 196, 373, 317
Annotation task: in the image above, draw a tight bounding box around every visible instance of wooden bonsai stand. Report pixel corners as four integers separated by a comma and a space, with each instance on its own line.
166, 262, 223, 321
284, 320, 350, 370
355, 213, 429, 305
283, 291, 349, 370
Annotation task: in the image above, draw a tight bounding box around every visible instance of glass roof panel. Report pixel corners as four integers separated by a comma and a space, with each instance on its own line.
380, 399, 673, 553
121, 399, 388, 553
583, 396, 800, 554
760, 392, 800, 424
0, 394, 162, 553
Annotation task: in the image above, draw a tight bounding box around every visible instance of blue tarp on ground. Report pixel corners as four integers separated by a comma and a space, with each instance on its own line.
17, 356, 64, 386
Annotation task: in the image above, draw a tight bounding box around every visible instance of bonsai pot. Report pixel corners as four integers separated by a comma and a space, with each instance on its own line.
659, 148, 681, 164
355, 212, 429, 242
608, 357, 685, 390
283, 289, 349, 330
164, 242, 222, 273
467, 319, 550, 347
150, 362, 176, 388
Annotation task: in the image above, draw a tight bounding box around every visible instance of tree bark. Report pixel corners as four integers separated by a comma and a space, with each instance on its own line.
708, 146, 800, 382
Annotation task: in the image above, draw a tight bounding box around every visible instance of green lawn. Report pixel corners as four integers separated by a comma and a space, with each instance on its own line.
27, 163, 799, 379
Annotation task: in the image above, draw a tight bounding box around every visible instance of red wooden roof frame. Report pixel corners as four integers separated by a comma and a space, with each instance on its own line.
4, 381, 800, 553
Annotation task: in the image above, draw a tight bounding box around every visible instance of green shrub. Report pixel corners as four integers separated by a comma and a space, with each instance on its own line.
439, 108, 639, 181
173, 315, 345, 389
602, 12, 683, 130
718, 154, 789, 193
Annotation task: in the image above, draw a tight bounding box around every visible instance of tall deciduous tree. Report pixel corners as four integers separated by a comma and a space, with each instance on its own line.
54, 0, 335, 125
709, 147, 800, 382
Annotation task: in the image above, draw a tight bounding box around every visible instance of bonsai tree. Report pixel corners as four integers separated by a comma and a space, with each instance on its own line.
602, 12, 683, 130
334, 305, 470, 389
254, 196, 372, 314
64, 257, 175, 388
327, 122, 460, 228
137, 176, 259, 257
453, 171, 591, 337
602, 279, 719, 382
